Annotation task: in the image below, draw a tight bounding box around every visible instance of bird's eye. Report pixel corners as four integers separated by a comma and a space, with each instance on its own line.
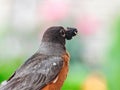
60, 29, 65, 37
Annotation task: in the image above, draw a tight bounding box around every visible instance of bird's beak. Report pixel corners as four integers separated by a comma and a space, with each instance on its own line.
65, 27, 78, 40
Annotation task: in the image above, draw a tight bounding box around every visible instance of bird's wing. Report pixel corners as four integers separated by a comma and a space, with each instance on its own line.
0, 53, 63, 90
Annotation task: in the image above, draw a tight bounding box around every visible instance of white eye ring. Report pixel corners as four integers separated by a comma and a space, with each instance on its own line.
60, 29, 65, 37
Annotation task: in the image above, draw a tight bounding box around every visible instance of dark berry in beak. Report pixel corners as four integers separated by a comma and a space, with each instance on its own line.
65, 27, 78, 40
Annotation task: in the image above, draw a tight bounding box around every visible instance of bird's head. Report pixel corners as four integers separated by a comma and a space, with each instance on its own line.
42, 26, 78, 45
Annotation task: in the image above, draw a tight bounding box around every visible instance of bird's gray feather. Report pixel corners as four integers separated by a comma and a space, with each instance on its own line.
0, 53, 63, 90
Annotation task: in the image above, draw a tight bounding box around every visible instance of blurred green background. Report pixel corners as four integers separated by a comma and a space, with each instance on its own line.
0, 0, 120, 90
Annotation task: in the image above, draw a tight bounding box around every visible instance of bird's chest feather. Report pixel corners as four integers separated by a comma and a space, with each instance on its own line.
42, 52, 70, 90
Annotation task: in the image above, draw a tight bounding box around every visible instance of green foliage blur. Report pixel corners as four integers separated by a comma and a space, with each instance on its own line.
106, 15, 120, 90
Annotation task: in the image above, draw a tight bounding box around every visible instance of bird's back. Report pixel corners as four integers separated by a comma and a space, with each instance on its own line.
0, 53, 65, 90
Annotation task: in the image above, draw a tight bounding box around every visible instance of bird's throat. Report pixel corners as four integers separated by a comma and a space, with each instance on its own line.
37, 42, 66, 55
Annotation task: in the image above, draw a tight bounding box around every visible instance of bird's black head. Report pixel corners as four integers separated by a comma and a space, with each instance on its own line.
42, 26, 77, 45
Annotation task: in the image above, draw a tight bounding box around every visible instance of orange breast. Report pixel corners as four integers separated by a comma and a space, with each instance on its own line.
42, 52, 70, 90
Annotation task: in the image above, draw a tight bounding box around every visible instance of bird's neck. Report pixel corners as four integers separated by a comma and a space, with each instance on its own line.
37, 42, 66, 55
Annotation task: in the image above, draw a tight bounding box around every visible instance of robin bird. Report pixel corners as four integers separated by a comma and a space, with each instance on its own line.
0, 26, 77, 90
